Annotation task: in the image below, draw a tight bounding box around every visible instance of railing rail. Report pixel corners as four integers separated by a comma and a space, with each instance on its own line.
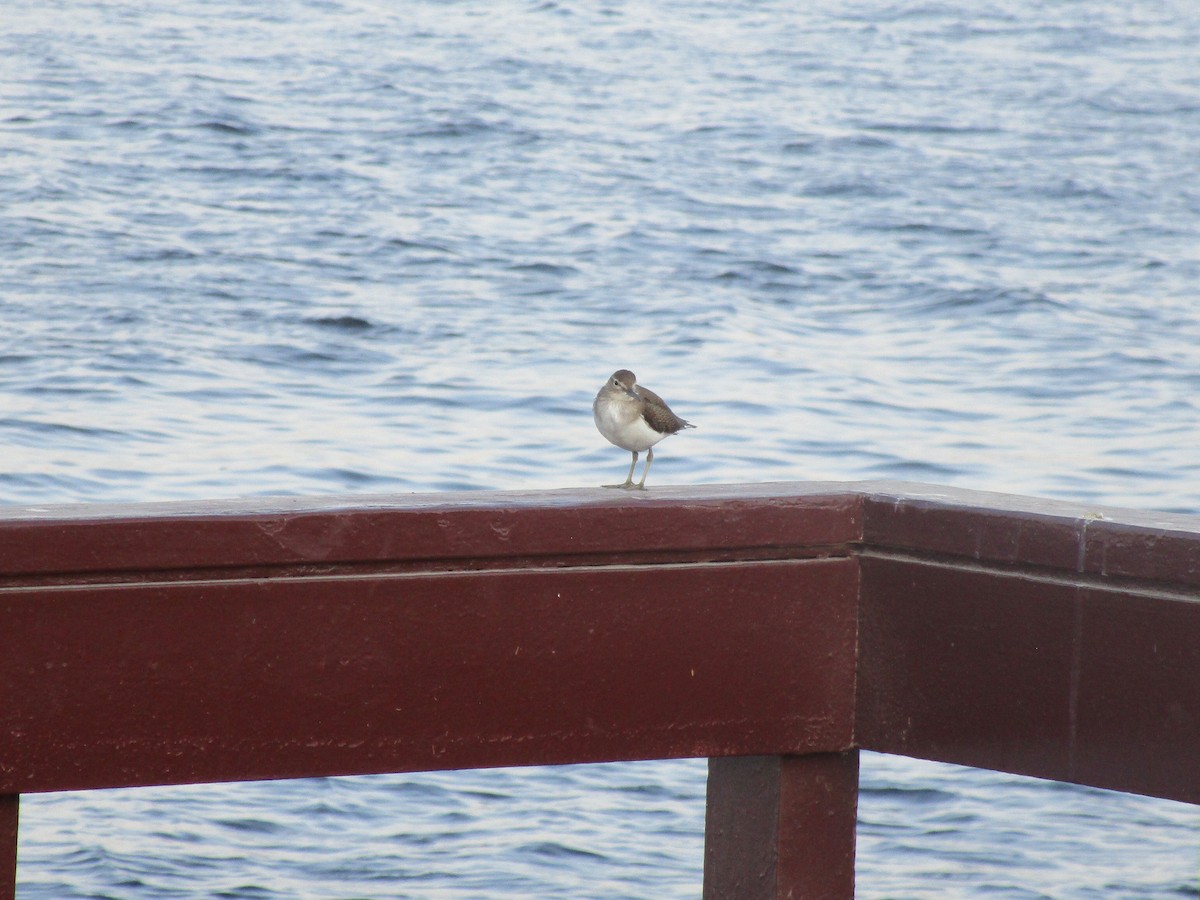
3, 482, 1198, 898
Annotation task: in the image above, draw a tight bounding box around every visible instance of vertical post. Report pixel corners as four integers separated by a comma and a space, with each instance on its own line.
703, 752, 858, 899
1, 795, 16, 900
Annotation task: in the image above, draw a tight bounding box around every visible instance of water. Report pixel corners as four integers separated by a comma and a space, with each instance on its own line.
3, 0, 1200, 895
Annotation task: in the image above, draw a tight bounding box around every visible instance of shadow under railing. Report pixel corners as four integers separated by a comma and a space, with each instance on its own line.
2, 482, 1198, 898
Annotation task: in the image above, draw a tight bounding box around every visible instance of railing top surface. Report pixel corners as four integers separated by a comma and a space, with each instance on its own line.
3, 480, 1198, 586
0, 482, 859, 582
4, 479, 1196, 530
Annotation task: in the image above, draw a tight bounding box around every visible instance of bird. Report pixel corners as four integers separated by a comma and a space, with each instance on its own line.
593, 369, 695, 489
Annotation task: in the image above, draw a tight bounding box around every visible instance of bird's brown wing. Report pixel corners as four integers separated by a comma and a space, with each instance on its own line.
638, 386, 694, 435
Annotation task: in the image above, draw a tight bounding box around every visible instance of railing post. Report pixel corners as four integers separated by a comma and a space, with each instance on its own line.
1, 795, 16, 900
703, 752, 858, 899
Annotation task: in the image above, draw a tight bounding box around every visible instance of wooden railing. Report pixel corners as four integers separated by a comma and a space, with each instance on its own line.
2, 482, 1199, 898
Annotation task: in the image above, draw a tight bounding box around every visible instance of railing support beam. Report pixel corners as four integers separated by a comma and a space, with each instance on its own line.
703, 752, 859, 899
1, 795, 16, 900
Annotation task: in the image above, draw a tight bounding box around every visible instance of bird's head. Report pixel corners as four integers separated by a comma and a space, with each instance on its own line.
609, 369, 639, 399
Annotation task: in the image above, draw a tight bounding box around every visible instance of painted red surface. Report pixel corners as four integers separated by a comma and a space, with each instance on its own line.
3, 481, 1200, 898
704, 753, 859, 899
0, 560, 857, 793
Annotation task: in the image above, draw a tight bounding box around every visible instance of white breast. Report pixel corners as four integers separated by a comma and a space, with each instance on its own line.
594, 399, 667, 452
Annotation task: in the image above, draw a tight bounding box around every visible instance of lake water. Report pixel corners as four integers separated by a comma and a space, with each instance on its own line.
3, 0, 1200, 895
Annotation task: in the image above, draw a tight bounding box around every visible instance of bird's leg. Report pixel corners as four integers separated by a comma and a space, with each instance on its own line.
634, 447, 654, 489
603, 451, 639, 488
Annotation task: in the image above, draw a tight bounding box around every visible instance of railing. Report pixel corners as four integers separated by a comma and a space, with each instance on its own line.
2, 482, 1198, 898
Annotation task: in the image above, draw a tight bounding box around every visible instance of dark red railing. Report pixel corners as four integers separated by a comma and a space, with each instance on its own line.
2, 482, 1199, 898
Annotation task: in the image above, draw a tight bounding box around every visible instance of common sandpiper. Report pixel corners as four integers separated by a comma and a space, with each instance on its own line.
593, 369, 695, 489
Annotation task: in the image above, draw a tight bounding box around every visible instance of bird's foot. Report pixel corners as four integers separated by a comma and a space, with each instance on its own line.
602, 482, 638, 489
